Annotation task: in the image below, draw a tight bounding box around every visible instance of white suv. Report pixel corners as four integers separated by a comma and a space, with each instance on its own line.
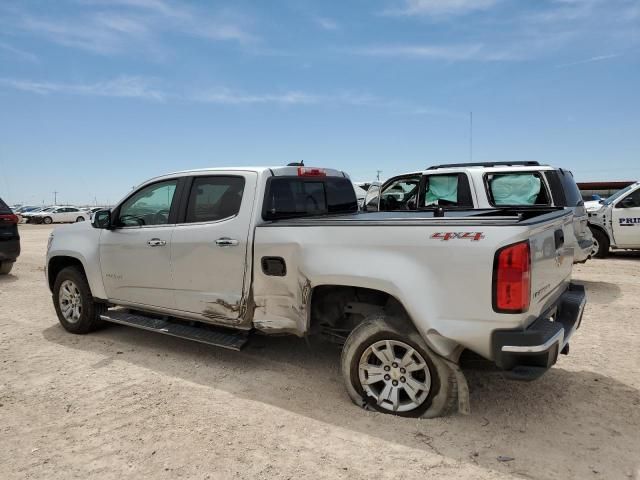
365, 161, 594, 263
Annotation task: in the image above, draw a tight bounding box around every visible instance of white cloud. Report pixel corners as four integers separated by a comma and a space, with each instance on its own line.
0, 77, 460, 117
0, 76, 166, 101
314, 17, 339, 31
349, 43, 520, 61
192, 88, 322, 106
384, 0, 500, 17
190, 88, 463, 117
556, 53, 622, 68
0, 41, 39, 63
3, 0, 256, 58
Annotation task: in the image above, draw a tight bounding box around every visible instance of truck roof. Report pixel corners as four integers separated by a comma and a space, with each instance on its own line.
393, 164, 557, 178
149, 166, 349, 183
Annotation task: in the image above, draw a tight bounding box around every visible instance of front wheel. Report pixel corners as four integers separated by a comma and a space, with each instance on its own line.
53, 266, 104, 334
42, 216, 53, 225
341, 315, 457, 418
590, 227, 609, 258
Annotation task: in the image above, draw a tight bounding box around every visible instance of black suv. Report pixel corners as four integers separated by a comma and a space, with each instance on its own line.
0, 197, 20, 275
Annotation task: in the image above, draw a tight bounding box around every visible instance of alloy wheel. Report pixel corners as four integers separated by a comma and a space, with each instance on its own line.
358, 339, 432, 413
59, 280, 83, 323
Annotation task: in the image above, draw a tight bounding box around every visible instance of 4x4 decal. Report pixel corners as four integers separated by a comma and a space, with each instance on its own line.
431, 232, 485, 241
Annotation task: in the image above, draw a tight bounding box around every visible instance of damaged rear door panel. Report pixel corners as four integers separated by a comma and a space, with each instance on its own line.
170, 172, 258, 324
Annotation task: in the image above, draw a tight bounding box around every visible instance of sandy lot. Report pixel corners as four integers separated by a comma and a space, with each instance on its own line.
0, 225, 638, 479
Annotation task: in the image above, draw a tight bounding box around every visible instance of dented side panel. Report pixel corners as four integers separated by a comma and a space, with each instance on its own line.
169, 171, 260, 326
252, 241, 312, 335
253, 216, 573, 360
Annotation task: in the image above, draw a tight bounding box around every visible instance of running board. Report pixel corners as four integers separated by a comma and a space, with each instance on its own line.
100, 310, 249, 351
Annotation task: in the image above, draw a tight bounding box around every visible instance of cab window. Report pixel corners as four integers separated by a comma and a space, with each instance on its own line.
184, 176, 245, 223
262, 177, 357, 220
422, 174, 472, 207
487, 172, 550, 206
616, 189, 640, 208
118, 180, 178, 226
379, 176, 420, 211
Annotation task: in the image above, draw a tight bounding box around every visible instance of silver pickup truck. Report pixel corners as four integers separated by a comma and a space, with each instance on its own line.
46, 165, 586, 418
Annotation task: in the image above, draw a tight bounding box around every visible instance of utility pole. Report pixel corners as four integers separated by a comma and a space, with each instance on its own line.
53, 191, 58, 205
376, 170, 382, 182
469, 111, 473, 163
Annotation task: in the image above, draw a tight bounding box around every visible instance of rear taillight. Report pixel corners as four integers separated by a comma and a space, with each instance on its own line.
493, 240, 530, 313
297, 167, 326, 177
0, 214, 18, 225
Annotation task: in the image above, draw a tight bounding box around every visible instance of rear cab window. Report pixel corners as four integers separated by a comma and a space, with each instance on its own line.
485, 171, 551, 206
263, 176, 358, 220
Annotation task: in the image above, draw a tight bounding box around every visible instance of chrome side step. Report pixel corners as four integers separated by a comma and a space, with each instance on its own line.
100, 310, 249, 351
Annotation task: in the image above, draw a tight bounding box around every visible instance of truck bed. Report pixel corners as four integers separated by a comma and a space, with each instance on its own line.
253, 206, 574, 360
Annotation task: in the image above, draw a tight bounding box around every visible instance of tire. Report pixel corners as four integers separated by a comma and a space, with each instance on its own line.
341, 314, 458, 418
590, 227, 609, 258
53, 266, 105, 334
76, 216, 85, 222
0, 261, 14, 275
43, 216, 53, 225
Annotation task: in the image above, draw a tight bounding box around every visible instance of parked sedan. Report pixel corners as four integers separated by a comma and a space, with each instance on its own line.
22, 206, 55, 223
0, 197, 20, 275
32, 206, 89, 224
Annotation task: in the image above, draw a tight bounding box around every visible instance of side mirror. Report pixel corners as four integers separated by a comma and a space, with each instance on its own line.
617, 197, 636, 209
92, 209, 112, 229
363, 182, 381, 212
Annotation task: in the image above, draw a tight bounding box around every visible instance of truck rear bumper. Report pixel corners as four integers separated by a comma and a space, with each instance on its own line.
574, 237, 594, 263
0, 237, 21, 262
491, 284, 586, 381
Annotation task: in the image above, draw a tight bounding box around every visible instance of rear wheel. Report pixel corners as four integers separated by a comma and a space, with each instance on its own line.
590, 227, 609, 258
341, 314, 457, 418
42, 216, 53, 225
53, 266, 105, 334
76, 216, 85, 222
0, 261, 14, 275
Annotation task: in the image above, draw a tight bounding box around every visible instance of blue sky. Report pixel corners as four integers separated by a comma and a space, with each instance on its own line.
1, 0, 639, 205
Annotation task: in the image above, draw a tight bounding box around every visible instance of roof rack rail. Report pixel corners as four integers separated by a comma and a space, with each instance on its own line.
427, 161, 541, 170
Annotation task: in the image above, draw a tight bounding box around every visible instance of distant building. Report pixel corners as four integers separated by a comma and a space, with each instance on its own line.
577, 181, 636, 200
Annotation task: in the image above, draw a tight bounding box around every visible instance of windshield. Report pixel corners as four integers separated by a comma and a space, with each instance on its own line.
603, 184, 637, 205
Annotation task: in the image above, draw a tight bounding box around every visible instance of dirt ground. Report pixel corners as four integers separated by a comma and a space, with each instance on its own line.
1, 224, 638, 480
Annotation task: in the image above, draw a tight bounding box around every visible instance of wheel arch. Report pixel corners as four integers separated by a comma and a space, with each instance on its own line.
588, 223, 609, 239
308, 283, 413, 331
47, 255, 88, 293
307, 283, 462, 361
588, 223, 613, 252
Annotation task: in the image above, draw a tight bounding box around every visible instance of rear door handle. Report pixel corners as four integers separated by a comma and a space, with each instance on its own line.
147, 238, 166, 247
215, 237, 239, 247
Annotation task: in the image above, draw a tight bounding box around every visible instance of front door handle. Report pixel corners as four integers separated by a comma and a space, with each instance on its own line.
147, 238, 167, 247
215, 237, 239, 247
